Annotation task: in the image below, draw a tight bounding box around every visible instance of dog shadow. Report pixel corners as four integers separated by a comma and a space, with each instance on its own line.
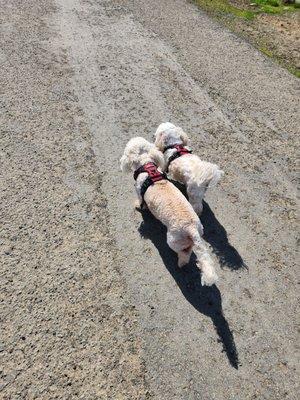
138, 210, 239, 369
201, 201, 247, 271
167, 181, 247, 271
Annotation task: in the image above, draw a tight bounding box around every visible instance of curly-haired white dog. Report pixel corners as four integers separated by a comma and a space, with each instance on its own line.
120, 136, 218, 286
154, 122, 224, 215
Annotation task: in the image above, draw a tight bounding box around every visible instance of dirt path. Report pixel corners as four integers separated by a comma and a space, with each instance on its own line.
0, 0, 299, 399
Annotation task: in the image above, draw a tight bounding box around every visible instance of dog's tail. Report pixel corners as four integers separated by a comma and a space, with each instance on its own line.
189, 226, 218, 286
194, 161, 224, 189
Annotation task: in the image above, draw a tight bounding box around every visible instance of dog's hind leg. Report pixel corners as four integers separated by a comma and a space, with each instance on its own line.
187, 185, 205, 215
167, 231, 193, 267
187, 165, 223, 215
177, 247, 193, 267
134, 199, 148, 211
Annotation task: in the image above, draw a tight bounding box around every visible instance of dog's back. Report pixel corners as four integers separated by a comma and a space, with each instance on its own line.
144, 180, 199, 231
169, 154, 223, 188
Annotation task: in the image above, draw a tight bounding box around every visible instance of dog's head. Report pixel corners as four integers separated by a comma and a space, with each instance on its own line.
120, 136, 165, 173
154, 122, 189, 151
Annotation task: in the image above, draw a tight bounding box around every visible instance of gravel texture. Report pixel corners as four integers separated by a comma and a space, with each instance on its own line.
0, 0, 299, 399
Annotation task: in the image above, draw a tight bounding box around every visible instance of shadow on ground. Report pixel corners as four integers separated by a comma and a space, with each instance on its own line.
201, 201, 247, 271
138, 209, 239, 369
167, 182, 247, 271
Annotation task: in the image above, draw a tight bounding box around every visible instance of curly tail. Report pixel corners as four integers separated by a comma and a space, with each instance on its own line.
194, 161, 224, 189
207, 167, 224, 188
190, 227, 218, 286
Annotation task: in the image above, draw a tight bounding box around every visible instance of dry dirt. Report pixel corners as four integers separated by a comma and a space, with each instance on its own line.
214, 0, 300, 73
236, 10, 300, 72
0, 0, 299, 399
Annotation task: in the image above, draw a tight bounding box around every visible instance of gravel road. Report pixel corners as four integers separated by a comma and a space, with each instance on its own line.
0, 0, 299, 399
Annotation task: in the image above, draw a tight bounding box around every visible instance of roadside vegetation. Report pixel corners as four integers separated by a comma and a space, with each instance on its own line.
194, 0, 300, 77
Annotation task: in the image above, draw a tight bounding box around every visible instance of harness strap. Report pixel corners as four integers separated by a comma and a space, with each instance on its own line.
134, 162, 167, 205
164, 144, 192, 172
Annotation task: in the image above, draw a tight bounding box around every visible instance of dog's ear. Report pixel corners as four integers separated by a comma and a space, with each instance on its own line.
178, 127, 189, 146
120, 154, 131, 172
149, 147, 165, 170
154, 131, 165, 151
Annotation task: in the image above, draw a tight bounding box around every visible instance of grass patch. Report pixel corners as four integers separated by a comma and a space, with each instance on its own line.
194, 0, 255, 19
288, 66, 300, 78
259, 45, 274, 57
259, 44, 300, 78
193, 0, 300, 78
194, 0, 299, 17
253, 0, 299, 14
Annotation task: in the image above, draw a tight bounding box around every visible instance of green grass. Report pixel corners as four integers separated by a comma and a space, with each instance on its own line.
259, 45, 274, 58
194, 0, 300, 78
253, 0, 298, 14
288, 67, 300, 78
194, 0, 299, 17
259, 44, 300, 78
194, 0, 255, 19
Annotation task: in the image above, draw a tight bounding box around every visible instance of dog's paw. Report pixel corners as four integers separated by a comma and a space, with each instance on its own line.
201, 271, 218, 286
178, 259, 187, 268
196, 206, 204, 216
134, 199, 143, 210
191, 202, 203, 216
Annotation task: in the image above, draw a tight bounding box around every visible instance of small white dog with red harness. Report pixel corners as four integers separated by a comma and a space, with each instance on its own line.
120, 136, 218, 286
154, 122, 224, 215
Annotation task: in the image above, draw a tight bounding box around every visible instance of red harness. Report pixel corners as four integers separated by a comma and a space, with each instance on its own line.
134, 162, 167, 203
163, 144, 192, 171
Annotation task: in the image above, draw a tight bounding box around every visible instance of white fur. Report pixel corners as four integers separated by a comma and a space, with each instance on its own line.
120, 137, 165, 206
120, 136, 218, 286
154, 123, 224, 215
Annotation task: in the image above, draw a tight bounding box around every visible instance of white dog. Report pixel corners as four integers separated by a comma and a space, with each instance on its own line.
120, 136, 218, 286
154, 122, 223, 215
